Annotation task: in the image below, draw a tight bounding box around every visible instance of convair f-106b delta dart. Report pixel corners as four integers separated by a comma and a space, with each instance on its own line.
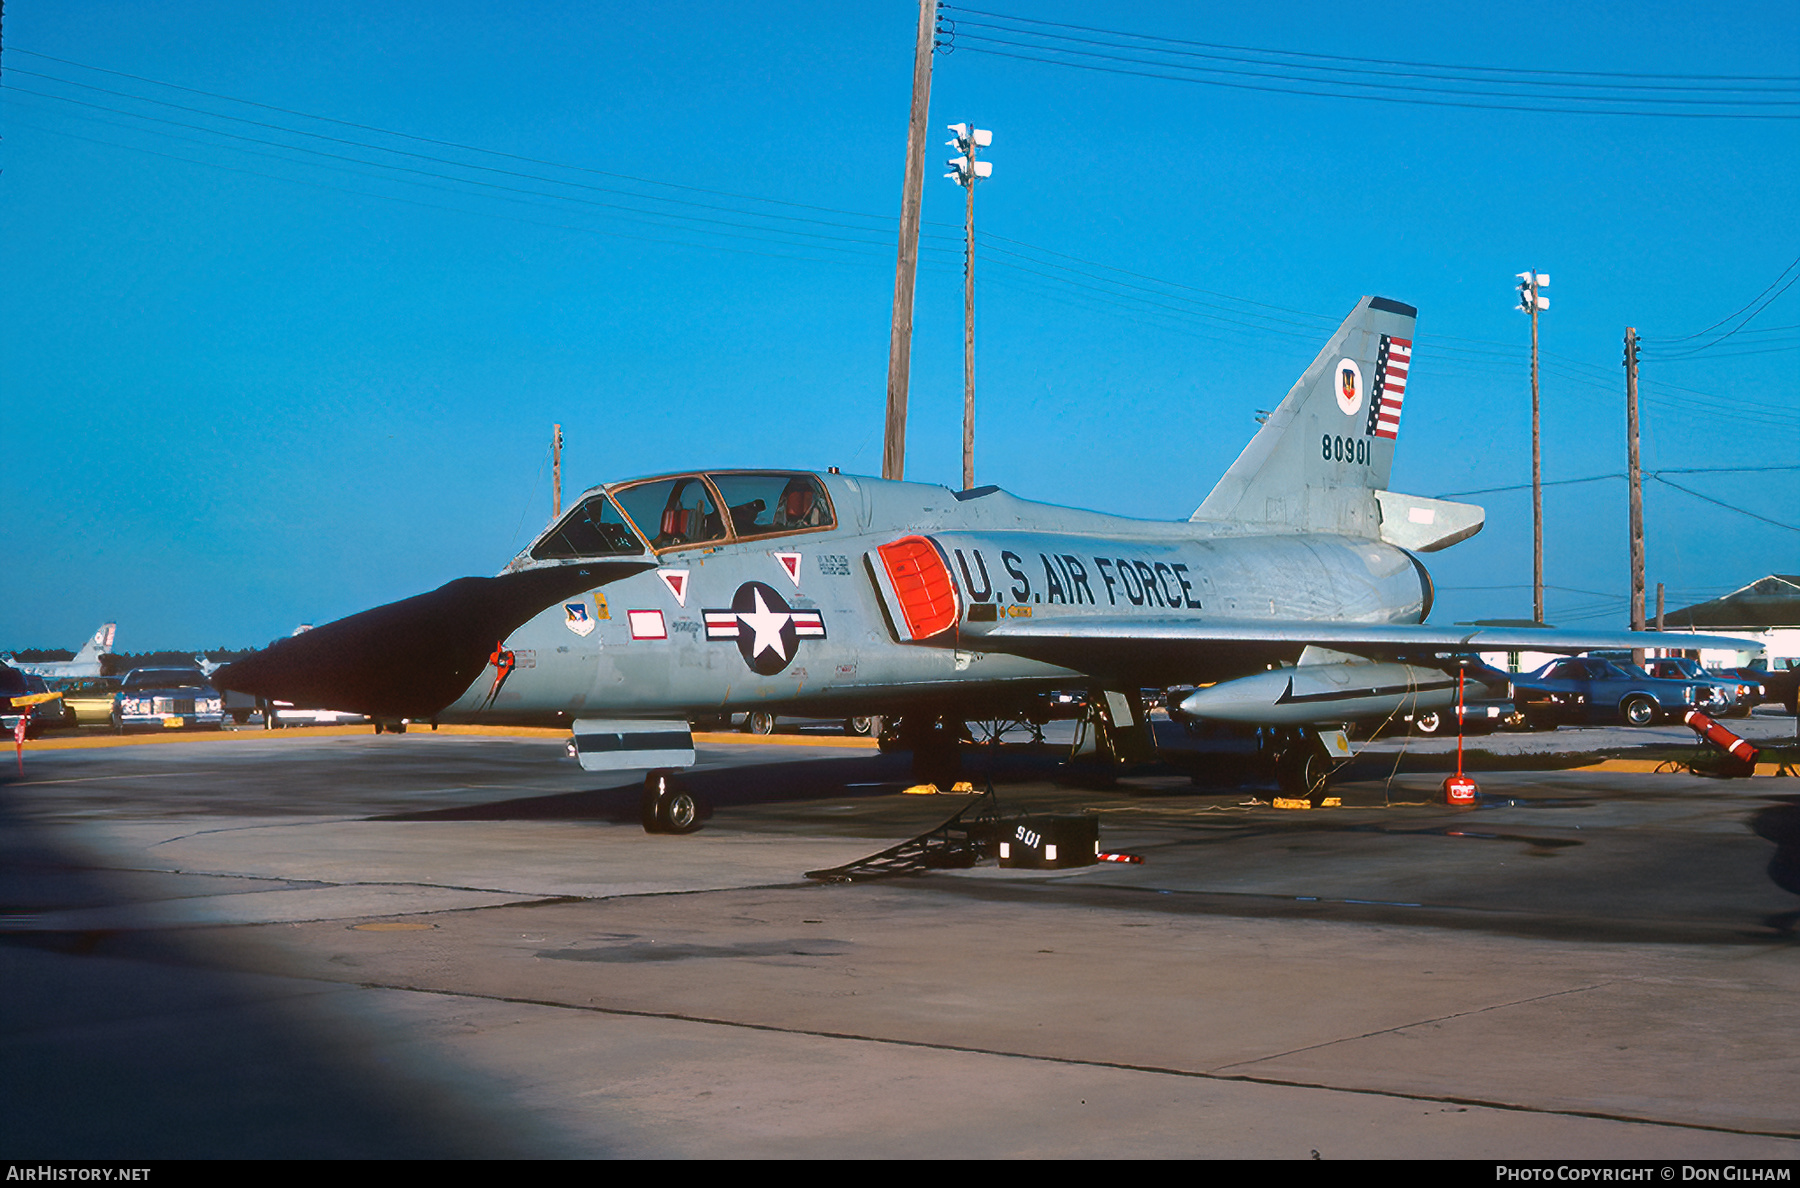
219, 297, 1753, 831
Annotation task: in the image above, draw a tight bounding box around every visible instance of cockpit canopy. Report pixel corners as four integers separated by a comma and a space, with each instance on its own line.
530, 471, 834, 560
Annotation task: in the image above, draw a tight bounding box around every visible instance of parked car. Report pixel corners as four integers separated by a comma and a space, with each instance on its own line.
112, 668, 226, 732
55, 675, 122, 726
2, 669, 78, 737
1, 665, 72, 738
1402, 680, 1515, 735
1641, 657, 1740, 716
1711, 658, 1798, 715
1509, 656, 1705, 728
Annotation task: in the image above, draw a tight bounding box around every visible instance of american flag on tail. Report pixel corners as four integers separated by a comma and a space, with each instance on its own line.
1365, 335, 1411, 440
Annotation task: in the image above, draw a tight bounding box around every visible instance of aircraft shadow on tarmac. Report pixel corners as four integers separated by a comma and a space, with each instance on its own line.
365, 745, 1250, 827
369, 752, 913, 826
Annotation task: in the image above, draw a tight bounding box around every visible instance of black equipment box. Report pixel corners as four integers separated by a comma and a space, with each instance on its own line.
996, 815, 1099, 869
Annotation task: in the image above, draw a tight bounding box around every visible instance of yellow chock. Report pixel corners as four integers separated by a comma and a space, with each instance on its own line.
1320, 796, 1341, 807
948, 781, 976, 794
902, 783, 940, 795
1271, 797, 1312, 810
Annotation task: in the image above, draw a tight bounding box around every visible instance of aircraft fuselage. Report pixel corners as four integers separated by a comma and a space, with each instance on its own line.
441, 473, 1430, 726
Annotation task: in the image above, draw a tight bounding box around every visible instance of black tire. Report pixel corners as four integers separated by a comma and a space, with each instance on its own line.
1277, 746, 1331, 803
1413, 710, 1442, 736
745, 710, 775, 736
1621, 695, 1658, 728
641, 770, 673, 833
641, 770, 701, 834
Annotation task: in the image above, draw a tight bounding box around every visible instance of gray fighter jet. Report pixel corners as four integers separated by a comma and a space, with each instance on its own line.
218, 297, 1752, 830
4, 623, 117, 679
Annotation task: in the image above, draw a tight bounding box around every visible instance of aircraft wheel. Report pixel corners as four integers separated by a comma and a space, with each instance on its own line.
641, 770, 701, 834
1413, 710, 1442, 736
1276, 746, 1331, 803
745, 710, 776, 735
844, 716, 876, 736
659, 788, 701, 833
1621, 696, 1658, 728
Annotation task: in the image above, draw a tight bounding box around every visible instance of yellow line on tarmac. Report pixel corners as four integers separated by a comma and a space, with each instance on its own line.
693, 731, 878, 749
1570, 757, 1792, 777
22, 724, 879, 752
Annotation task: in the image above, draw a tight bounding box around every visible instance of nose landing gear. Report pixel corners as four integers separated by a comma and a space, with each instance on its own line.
641, 769, 702, 834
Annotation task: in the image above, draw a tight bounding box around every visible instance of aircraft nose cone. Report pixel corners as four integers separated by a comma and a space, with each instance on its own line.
217, 562, 648, 719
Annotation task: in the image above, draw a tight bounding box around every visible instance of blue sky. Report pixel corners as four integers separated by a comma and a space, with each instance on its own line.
3, 0, 1795, 651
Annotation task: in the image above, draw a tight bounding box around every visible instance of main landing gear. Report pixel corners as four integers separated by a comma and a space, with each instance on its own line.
1271, 728, 1335, 805
641, 770, 701, 834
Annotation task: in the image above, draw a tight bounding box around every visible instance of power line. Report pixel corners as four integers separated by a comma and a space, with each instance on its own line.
11, 47, 1800, 418
936, 7, 1800, 119
940, 6, 1800, 85
1641, 262, 1800, 358
1436, 464, 1800, 499
10, 47, 909, 226
1649, 475, 1800, 532
1645, 255, 1800, 343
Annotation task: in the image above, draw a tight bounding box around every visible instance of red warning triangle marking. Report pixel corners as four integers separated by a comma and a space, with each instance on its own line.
773, 552, 802, 588
657, 569, 689, 606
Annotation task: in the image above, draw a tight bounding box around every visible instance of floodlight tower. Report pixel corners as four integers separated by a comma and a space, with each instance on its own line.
1517, 270, 1549, 624
946, 123, 992, 492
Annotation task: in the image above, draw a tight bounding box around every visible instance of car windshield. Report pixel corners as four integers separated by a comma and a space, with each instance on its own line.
55, 677, 118, 693
531, 494, 646, 560
123, 670, 209, 690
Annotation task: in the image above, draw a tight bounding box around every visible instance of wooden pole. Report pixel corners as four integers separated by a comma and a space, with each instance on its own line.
552, 423, 563, 520
1625, 329, 1645, 661
882, 0, 938, 482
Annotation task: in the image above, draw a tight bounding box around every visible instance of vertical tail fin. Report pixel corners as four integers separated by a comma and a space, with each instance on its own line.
74, 623, 117, 663
1192, 296, 1416, 537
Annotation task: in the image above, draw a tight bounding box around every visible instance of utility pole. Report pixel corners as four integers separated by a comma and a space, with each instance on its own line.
882, 0, 939, 482
945, 123, 992, 492
552, 423, 564, 520
1517, 271, 1549, 623
1624, 328, 1645, 663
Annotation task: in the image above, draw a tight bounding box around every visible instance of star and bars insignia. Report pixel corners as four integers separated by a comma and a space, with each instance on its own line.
703, 581, 826, 676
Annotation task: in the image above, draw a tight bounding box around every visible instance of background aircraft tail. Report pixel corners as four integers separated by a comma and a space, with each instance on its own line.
74, 622, 117, 663
1192, 296, 1417, 537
